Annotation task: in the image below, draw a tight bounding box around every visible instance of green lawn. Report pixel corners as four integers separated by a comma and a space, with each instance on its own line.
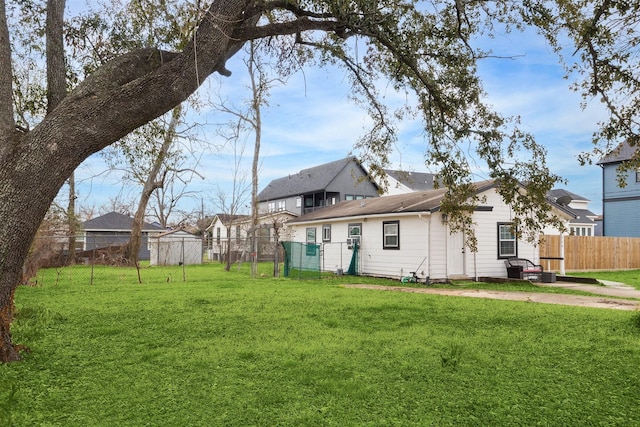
3, 263, 640, 426
571, 269, 640, 289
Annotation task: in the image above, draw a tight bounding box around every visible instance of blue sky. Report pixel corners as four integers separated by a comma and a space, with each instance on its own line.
70, 19, 610, 220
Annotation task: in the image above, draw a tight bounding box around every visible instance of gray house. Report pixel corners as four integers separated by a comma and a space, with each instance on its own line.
597, 141, 640, 236
82, 211, 165, 261
257, 157, 380, 216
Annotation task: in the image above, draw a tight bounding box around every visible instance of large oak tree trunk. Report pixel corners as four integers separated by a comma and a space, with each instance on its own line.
0, 134, 79, 362
0, 0, 251, 362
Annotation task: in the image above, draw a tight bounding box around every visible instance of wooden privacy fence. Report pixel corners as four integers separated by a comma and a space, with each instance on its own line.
540, 235, 640, 271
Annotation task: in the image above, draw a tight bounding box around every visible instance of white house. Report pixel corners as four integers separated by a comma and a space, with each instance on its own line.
149, 229, 203, 266
205, 211, 296, 262
548, 189, 598, 236
205, 214, 251, 261
286, 180, 573, 281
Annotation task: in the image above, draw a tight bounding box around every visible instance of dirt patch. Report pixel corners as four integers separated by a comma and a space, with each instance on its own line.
341, 284, 640, 311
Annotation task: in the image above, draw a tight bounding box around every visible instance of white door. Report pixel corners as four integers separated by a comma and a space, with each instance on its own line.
447, 231, 465, 276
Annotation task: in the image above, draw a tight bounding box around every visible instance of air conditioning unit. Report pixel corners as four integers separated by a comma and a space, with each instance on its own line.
347, 237, 360, 249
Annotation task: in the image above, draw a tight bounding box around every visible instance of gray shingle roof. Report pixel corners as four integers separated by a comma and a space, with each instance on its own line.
384, 169, 437, 191
83, 211, 164, 232
566, 208, 597, 224
547, 189, 596, 221
549, 188, 589, 202
598, 140, 637, 164
257, 157, 372, 201
288, 180, 497, 223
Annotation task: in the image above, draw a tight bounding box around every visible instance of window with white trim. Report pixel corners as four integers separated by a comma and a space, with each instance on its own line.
322, 224, 331, 242
383, 221, 399, 249
347, 223, 362, 248
497, 222, 517, 259
306, 227, 317, 256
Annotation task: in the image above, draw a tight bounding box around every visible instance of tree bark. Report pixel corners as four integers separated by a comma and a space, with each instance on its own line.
0, 0, 15, 139
0, 0, 252, 362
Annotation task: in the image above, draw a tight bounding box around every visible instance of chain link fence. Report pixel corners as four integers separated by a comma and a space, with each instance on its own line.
281, 241, 360, 279
23, 234, 285, 285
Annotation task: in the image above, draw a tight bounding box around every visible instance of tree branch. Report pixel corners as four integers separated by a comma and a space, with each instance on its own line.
260, 0, 336, 19
0, 0, 15, 139
235, 17, 342, 42
46, 0, 66, 113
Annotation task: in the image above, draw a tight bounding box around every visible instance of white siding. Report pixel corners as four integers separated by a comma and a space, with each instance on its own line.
287, 188, 563, 280
360, 216, 429, 278
150, 234, 203, 266
470, 190, 539, 278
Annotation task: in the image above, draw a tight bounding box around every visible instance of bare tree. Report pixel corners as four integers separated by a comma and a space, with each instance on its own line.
212, 125, 251, 271
213, 39, 282, 276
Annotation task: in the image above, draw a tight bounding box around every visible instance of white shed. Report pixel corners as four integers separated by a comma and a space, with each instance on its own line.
149, 230, 203, 266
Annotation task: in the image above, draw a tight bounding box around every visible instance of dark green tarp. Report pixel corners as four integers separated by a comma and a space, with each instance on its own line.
347, 241, 359, 275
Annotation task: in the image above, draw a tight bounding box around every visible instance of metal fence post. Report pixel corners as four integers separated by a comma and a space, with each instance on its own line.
90, 235, 95, 286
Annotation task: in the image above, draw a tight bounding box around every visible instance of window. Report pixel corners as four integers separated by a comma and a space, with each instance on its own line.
216, 227, 221, 244
322, 224, 331, 242
497, 222, 517, 258
306, 228, 316, 243
268, 201, 275, 212
348, 223, 362, 248
383, 221, 399, 249
236, 225, 241, 243
296, 197, 302, 208
306, 227, 317, 256
636, 169, 640, 182
277, 200, 286, 211
345, 195, 355, 201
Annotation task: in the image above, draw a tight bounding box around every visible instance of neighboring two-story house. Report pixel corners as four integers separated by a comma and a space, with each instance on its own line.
548, 189, 598, 236
597, 141, 640, 236
257, 157, 380, 216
